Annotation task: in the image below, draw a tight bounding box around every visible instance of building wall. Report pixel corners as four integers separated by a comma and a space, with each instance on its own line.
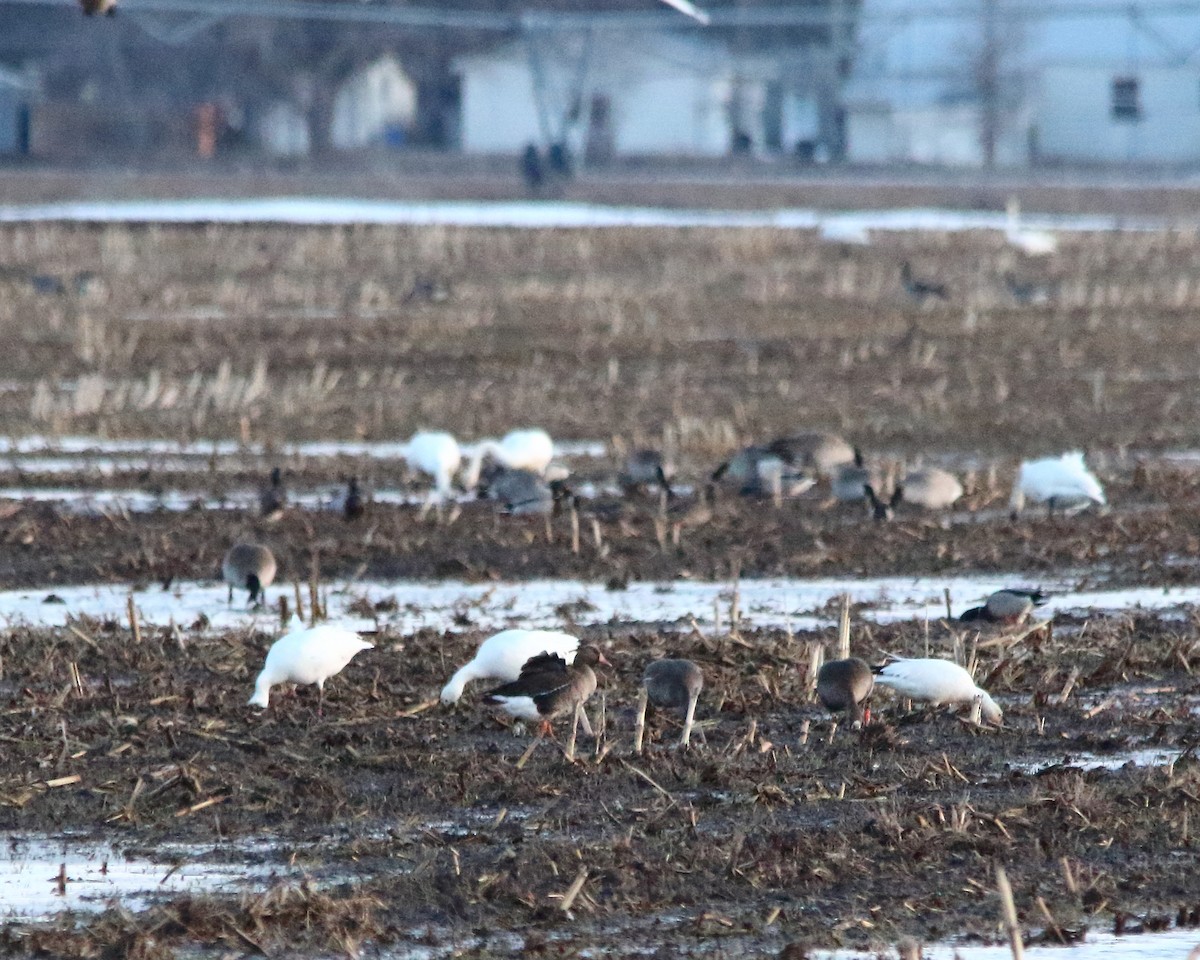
331, 56, 418, 150
1035, 66, 1200, 163
614, 75, 729, 156
460, 60, 542, 152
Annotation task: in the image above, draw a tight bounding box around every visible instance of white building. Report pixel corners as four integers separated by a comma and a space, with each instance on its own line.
454, 32, 833, 160
331, 55, 418, 150
845, 0, 1200, 166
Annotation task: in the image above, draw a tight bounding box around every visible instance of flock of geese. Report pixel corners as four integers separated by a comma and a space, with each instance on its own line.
247, 585, 1040, 740
225, 423, 1084, 739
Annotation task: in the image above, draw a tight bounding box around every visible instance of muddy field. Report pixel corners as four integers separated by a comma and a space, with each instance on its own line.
0, 215, 1198, 957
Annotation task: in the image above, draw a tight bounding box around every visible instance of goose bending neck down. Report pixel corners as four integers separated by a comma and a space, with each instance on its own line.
441, 629, 580, 704
872, 657, 1003, 725
403, 431, 463, 501
248, 624, 374, 715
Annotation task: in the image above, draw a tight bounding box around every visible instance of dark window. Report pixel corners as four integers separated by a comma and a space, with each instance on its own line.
1112, 77, 1140, 121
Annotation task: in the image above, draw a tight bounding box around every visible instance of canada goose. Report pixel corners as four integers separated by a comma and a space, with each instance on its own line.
248, 623, 373, 715
1004, 272, 1058, 306
864, 484, 902, 521
463, 428, 554, 490
817, 657, 874, 726
403, 430, 462, 501
643, 658, 703, 746
900, 262, 948, 304
712, 447, 815, 498
480, 467, 570, 516
483, 645, 609, 736
441, 629, 580, 704
894, 467, 964, 510
1010, 452, 1105, 517
767, 433, 856, 478
222, 543, 276, 608
872, 657, 1002, 725
619, 449, 674, 498
831, 448, 879, 503
259, 467, 286, 520
1005, 197, 1058, 257
80, 0, 117, 15
960, 588, 1047, 625
343, 476, 365, 521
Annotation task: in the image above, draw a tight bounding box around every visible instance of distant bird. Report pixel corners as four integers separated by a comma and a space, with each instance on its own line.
767, 433, 855, 478
960, 588, 1048, 625
259, 467, 286, 520
643, 658, 703, 745
894, 467, 964, 510
619, 449, 674, 498
872, 657, 1003, 724
441, 629, 580, 704
817, 657, 874, 726
831, 448, 879, 503
483, 645, 609, 736
80, 0, 117, 15
30, 274, 66, 295
480, 467, 569, 516
1004, 272, 1058, 306
463, 428, 555, 490
712, 446, 815, 498
520, 143, 544, 194
222, 543, 276, 608
247, 623, 373, 714
1010, 452, 1105, 517
342, 476, 365, 521
1005, 197, 1058, 257
900, 262, 948, 304
403, 430, 462, 502
864, 483, 902, 521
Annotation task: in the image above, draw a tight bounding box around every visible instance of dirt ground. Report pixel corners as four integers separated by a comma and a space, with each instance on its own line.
0, 216, 1198, 957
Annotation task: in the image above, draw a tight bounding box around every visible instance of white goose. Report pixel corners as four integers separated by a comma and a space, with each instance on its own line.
1005, 197, 1058, 257
440, 629, 579, 704
462, 428, 555, 490
403, 431, 462, 501
872, 657, 1003, 725
1010, 452, 1105, 516
248, 623, 374, 714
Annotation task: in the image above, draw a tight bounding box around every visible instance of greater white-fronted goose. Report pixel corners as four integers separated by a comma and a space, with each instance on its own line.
248, 623, 373, 715
483, 645, 609, 736
222, 543, 276, 608
817, 657, 874, 726
643, 658, 703, 745
872, 657, 1002, 725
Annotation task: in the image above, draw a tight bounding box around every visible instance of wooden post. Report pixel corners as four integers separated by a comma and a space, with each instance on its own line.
633, 686, 648, 754
837, 593, 851, 660
127, 596, 141, 645
995, 864, 1025, 960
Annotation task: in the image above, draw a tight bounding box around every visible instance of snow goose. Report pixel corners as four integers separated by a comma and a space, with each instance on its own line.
483, 645, 609, 736
643, 658, 703, 745
1010, 452, 1105, 517
223, 543, 276, 608
619, 449, 674, 498
259, 467, 286, 521
894, 467, 964, 511
817, 657, 874, 726
403, 430, 462, 501
960, 588, 1047, 625
463, 428, 554, 490
872, 657, 1003, 724
441, 629, 580, 704
900, 262, 948, 304
1005, 197, 1058, 257
248, 623, 373, 714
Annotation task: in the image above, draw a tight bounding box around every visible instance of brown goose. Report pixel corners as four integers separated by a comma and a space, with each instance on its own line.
222, 543, 276, 608
483, 645, 608, 735
643, 658, 703, 745
817, 657, 874, 726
